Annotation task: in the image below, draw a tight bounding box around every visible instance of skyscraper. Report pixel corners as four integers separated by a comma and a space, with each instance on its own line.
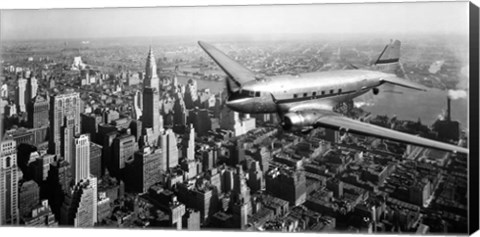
16, 78, 27, 113
27, 76, 38, 102
247, 161, 264, 193
142, 87, 161, 133
46, 160, 72, 219
49, 92, 81, 157
133, 90, 143, 120
61, 116, 75, 164
184, 79, 198, 109
144, 47, 160, 92
172, 91, 187, 128
0, 140, 19, 225
126, 147, 162, 193
111, 134, 137, 178
160, 129, 179, 171
60, 177, 97, 227
80, 112, 103, 144
27, 95, 49, 128
89, 142, 102, 178
185, 125, 195, 161
73, 134, 90, 183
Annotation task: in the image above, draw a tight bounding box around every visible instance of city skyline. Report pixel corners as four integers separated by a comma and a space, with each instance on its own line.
1, 2, 469, 41
0, 1, 475, 235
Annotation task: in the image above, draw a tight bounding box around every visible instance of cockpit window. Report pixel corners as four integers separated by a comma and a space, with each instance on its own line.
238, 89, 260, 98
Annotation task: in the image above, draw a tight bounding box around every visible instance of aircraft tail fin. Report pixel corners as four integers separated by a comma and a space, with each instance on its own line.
373, 39, 401, 74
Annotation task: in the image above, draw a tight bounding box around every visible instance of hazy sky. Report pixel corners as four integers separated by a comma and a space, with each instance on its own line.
1, 1, 469, 40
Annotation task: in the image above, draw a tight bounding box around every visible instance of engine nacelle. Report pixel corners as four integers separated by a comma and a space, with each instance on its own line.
282, 111, 323, 131
372, 87, 379, 95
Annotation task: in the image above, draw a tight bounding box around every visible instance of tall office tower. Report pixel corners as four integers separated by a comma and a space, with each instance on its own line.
142, 87, 161, 134
31, 154, 55, 185
231, 200, 249, 229
111, 134, 137, 178
46, 160, 72, 219
60, 177, 97, 227
185, 125, 195, 161
100, 131, 118, 176
247, 161, 264, 193
172, 91, 187, 127
133, 90, 143, 120
129, 119, 142, 142
160, 129, 179, 171
233, 165, 251, 204
61, 116, 75, 164
27, 76, 38, 101
89, 142, 102, 178
49, 92, 81, 157
73, 134, 90, 183
144, 47, 160, 92
16, 78, 27, 113
18, 180, 40, 217
184, 79, 198, 109
199, 148, 216, 172
27, 95, 49, 128
0, 140, 19, 225
125, 147, 162, 193
253, 146, 271, 173
187, 108, 212, 137
80, 112, 103, 144
222, 168, 235, 193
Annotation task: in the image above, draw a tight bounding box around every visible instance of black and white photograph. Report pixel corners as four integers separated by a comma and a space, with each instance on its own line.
0, 0, 478, 236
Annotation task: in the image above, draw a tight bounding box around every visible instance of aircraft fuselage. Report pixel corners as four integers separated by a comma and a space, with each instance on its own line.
226, 69, 391, 114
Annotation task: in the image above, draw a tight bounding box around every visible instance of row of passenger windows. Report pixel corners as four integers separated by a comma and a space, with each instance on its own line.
293, 89, 342, 99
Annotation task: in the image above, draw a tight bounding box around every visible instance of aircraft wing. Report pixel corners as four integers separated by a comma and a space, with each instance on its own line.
313, 112, 469, 154
198, 41, 256, 87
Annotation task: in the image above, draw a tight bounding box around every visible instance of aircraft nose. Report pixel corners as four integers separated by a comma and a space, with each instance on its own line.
226, 98, 250, 112
226, 99, 240, 109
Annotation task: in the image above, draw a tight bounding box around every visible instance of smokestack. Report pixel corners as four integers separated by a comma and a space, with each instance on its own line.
447, 96, 451, 122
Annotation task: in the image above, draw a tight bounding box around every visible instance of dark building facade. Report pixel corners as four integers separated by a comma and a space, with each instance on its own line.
27, 95, 49, 129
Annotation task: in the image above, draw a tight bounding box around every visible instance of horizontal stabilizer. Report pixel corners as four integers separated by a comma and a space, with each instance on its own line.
381, 76, 428, 91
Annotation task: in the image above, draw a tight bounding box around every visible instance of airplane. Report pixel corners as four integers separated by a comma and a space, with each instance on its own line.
198, 40, 469, 154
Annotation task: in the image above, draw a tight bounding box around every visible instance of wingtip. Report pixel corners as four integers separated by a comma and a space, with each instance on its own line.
198, 41, 208, 48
